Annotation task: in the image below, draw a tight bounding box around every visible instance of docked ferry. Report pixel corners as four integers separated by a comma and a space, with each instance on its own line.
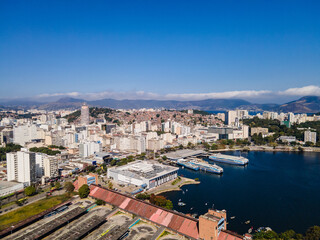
177, 159, 223, 174
189, 159, 223, 174
177, 159, 200, 171
209, 153, 249, 166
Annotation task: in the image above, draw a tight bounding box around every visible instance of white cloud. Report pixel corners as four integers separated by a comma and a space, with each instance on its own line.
36, 92, 81, 98
33, 85, 320, 102
164, 90, 272, 101
278, 85, 320, 96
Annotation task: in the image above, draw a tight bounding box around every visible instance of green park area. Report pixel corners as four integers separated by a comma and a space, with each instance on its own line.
0, 194, 70, 231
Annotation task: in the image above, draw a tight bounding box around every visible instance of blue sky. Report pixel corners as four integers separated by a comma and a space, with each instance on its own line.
0, 0, 320, 103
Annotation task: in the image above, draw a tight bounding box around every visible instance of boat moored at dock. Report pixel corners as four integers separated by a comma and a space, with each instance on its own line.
209, 153, 249, 166
177, 159, 200, 171
177, 158, 223, 174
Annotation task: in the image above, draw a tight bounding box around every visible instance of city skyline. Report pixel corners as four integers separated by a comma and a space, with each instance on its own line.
1, 1, 320, 103
1, 1, 320, 239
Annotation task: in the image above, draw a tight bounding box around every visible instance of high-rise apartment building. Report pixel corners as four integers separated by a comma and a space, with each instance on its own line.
81, 103, 90, 125
13, 124, 38, 146
304, 130, 317, 144
6, 150, 36, 186
79, 141, 102, 157
43, 157, 58, 178
288, 112, 296, 123
6, 152, 18, 182
225, 111, 237, 126
35, 153, 44, 178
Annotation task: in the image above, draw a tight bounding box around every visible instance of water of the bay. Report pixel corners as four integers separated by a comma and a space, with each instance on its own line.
161, 151, 320, 234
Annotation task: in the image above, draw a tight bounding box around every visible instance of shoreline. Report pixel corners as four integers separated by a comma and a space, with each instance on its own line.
147, 177, 200, 196
150, 147, 320, 196
207, 146, 320, 153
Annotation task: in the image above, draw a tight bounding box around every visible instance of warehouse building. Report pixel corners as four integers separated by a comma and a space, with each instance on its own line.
0, 181, 24, 197
107, 160, 178, 189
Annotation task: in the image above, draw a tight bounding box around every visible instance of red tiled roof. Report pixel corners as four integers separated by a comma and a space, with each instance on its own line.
73, 180, 79, 190
218, 230, 243, 240
89, 185, 199, 239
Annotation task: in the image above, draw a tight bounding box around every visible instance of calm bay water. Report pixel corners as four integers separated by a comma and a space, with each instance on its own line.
162, 151, 320, 234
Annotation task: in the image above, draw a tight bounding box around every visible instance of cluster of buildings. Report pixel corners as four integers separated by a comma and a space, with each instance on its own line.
222, 110, 318, 144
221, 110, 320, 126
0, 106, 252, 155
0, 105, 319, 195
1, 105, 319, 239
6, 148, 58, 186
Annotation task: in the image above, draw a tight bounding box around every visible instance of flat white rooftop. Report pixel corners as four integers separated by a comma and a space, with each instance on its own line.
165, 149, 204, 160
108, 160, 178, 180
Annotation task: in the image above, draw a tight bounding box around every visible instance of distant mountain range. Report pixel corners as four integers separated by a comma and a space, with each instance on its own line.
0, 96, 319, 113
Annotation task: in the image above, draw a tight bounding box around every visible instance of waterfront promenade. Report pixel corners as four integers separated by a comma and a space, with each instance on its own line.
147, 176, 200, 195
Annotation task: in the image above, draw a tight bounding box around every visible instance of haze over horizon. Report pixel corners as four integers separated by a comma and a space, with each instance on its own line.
1, 1, 320, 104
0, 85, 319, 105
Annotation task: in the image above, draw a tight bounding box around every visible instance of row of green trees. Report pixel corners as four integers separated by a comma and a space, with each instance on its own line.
109, 155, 135, 167
47, 145, 66, 150
136, 193, 173, 210
24, 181, 63, 197
253, 226, 320, 240
243, 118, 320, 145
29, 147, 61, 155
0, 143, 22, 161
203, 139, 251, 151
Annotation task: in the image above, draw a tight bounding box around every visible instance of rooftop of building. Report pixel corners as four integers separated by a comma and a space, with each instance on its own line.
89, 184, 199, 239
0, 180, 24, 190
108, 160, 178, 180
82, 174, 96, 180
218, 230, 244, 240
165, 149, 204, 160
200, 212, 221, 222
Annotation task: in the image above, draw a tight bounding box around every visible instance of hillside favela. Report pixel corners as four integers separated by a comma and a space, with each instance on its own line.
1, 1, 320, 240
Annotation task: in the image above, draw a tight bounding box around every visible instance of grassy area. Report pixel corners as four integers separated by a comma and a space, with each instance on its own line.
0, 201, 16, 209
171, 177, 181, 186
178, 180, 199, 187
0, 193, 71, 231
114, 210, 124, 216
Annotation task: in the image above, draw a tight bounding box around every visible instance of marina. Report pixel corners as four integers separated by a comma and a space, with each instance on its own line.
167, 150, 251, 175
162, 151, 320, 234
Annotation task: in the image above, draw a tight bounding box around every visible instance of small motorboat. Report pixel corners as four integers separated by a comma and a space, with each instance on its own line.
178, 202, 186, 206
230, 216, 235, 219
245, 220, 250, 224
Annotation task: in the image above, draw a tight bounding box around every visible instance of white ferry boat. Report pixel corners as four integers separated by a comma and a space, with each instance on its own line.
209, 153, 249, 166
